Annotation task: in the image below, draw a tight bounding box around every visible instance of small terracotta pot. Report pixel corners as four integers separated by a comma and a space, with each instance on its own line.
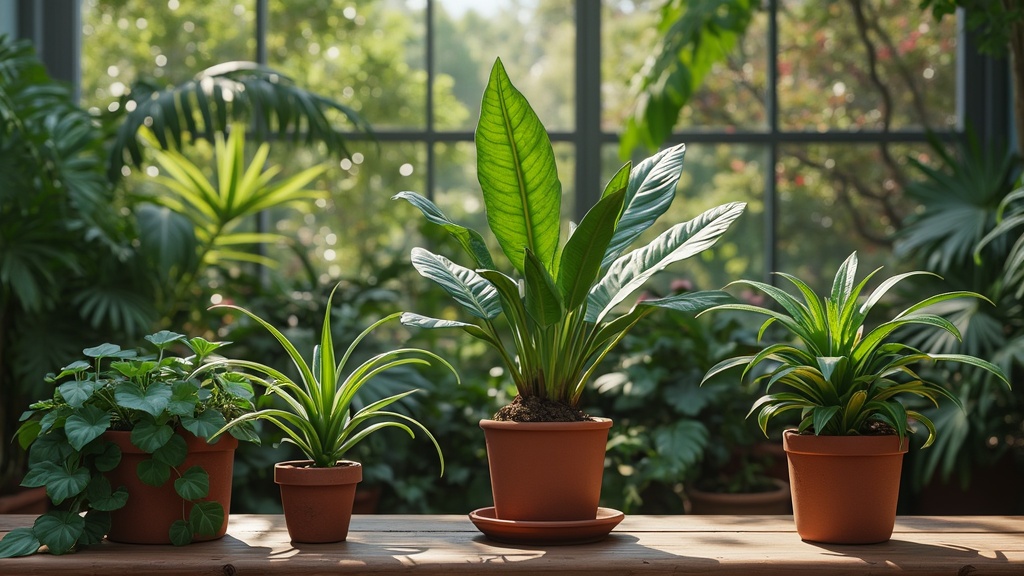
784, 430, 908, 544
480, 418, 612, 521
103, 429, 238, 544
688, 479, 791, 515
275, 460, 362, 543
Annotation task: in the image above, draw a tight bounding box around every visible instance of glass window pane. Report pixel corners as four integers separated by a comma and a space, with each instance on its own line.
778, 0, 957, 132
81, 0, 255, 111
603, 143, 766, 292
267, 0, 426, 130
602, 2, 768, 133
269, 142, 427, 282
434, 0, 575, 131
776, 143, 918, 290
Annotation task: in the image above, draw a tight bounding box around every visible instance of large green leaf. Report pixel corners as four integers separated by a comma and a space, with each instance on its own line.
588, 202, 746, 323
410, 248, 500, 319
181, 409, 227, 439
63, 405, 110, 450
33, 511, 84, 555
393, 191, 494, 269
188, 501, 224, 537
0, 528, 40, 558
602, 144, 686, 268
524, 249, 564, 326
174, 466, 210, 500
476, 58, 561, 274
557, 188, 627, 309
115, 382, 172, 417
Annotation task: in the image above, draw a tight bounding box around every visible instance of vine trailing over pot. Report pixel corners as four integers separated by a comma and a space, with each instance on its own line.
395, 57, 746, 421
0, 332, 257, 557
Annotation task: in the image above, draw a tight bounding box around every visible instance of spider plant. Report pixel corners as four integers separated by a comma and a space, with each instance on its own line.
395, 57, 745, 413
700, 252, 1010, 446
205, 285, 456, 469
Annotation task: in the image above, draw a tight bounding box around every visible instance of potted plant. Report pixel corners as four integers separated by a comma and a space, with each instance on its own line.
206, 284, 454, 543
394, 56, 745, 536
701, 251, 1010, 544
0, 331, 256, 557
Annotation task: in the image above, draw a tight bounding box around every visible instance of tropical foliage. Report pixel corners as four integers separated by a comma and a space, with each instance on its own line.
0, 331, 255, 556
701, 252, 1009, 446
207, 285, 454, 469
397, 58, 745, 411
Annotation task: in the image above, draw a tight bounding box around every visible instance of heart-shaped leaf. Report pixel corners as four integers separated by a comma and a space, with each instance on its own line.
92, 441, 122, 472
115, 382, 172, 416
188, 501, 224, 537
136, 458, 171, 487
57, 380, 99, 408
145, 330, 186, 349
169, 520, 193, 547
84, 476, 129, 512
152, 433, 187, 467
78, 511, 111, 546
43, 465, 90, 505
34, 510, 85, 555
168, 381, 200, 416
174, 466, 210, 501
0, 528, 41, 558
83, 343, 121, 358
181, 409, 226, 439
131, 420, 174, 453
64, 405, 111, 451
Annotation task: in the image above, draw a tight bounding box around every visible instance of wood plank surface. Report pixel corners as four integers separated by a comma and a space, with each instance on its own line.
1, 514, 1021, 575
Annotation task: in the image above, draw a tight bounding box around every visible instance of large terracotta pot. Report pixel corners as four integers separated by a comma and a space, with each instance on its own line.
274, 460, 362, 543
687, 479, 791, 515
480, 418, 612, 521
103, 429, 238, 544
784, 430, 908, 544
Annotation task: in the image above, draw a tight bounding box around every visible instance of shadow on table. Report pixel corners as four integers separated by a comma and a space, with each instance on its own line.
468, 533, 720, 570
809, 538, 1011, 571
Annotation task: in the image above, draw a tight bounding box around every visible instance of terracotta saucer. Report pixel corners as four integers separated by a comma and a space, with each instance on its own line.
468, 507, 624, 545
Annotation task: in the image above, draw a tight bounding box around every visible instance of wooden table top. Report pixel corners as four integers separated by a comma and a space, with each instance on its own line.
1, 514, 1022, 575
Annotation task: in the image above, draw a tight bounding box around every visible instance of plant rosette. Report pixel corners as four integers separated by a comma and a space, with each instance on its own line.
207, 283, 453, 543
0, 331, 257, 557
701, 251, 1010, 543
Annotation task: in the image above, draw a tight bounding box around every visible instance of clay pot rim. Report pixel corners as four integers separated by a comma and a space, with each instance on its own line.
783, 429, 909, 456
479, 417, 612, 431
274, 459, 363, 486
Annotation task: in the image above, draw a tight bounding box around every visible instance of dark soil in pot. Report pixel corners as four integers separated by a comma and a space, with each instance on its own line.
493, 395, 591, 422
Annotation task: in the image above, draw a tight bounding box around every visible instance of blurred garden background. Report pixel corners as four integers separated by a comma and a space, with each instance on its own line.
1, 0, 1021, 515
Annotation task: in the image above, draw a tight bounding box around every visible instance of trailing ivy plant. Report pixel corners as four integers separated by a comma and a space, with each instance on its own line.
395, 57, 745, 415
0, 332, 256, 557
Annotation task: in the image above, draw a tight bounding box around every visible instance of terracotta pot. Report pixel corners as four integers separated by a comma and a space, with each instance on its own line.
103, 429, 238, 544
784, 430, 908, 544
275, 460, 362, 543
687, 478, 791, 515
480, 418, 612, 521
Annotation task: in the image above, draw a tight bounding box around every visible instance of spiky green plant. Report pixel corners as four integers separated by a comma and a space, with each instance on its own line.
701, 252, 1010, 446
207, 286, 455, 469
395, 58, 745, 412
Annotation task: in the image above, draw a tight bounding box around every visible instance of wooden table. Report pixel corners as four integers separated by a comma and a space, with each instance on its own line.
1, 514, 1022, 575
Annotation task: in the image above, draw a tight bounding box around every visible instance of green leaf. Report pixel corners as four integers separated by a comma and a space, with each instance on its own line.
115, 381, 172, 416
169, 520, 193, 547
812, 406, 841, 435
64, 405, 111, 451
34, 511, 85, 555
136, 459, 171, 487
393, 191, 494, 269
602, 144, 687, 268
145, 330, 186, 349
174, 466, 210, 500
410, 248, 501, 319
85, 475, 129, 512
78, 511, 111, 547
638, 290, 736, 315
58, 380, 98, 408
92, 441, 122, 472
83, 343, 121, 358
0, 528, 41, 558
168, 381, 200, 416
131, 420, 174, 452
476, 57, 561, 274
181, 409, 228, 439
399, 312, 476, 330
588, 202, 746, 323
40, 464, 90, 505
557, 188, 627, 309
152, 433, 188, 467
523, 249, 564, 326
651, 420, 709, 477
188, 501, 224, 537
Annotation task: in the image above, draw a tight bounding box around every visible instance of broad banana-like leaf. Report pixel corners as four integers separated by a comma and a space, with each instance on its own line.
399, 312, 475, 330
524, 249, 564, 327
476, 58, 561, 275
557, 188, 627, 309
410, 248, 500, 319
601, 143, 687, 269
588, 201, 745, 323
393, 191, 494, 269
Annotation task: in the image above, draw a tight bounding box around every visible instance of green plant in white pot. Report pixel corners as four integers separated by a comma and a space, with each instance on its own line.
394, 57, 745, 535
701, 252, 1010, 544
205, 285, 454, 543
